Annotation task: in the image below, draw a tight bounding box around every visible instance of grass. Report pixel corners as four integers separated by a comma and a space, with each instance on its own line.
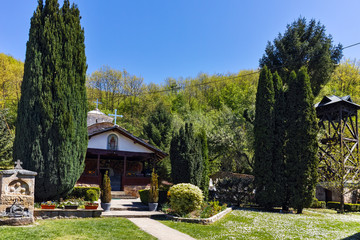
160, 208, 360, 239
0, 218, 156, 240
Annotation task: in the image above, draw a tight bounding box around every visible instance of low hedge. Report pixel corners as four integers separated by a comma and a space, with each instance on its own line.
327, 201, 360, 212
310, 198, 326, 208
67, 187, 101, 201
139, 189, 168, 205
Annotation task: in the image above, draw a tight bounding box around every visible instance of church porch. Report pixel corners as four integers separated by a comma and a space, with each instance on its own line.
77, 148, 156, 196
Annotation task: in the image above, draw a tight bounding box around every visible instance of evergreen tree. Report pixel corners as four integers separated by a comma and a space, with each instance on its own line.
260, 17, 342, 96
285, 68, 319, 213
0, 109, 13, 170
170, 123, 203, 186
199, 128, 209, 199
143, 103, 173, 181
272, 72, 287, 209
143, 102, 173, 150
13, 0, 88, 201
253, 66, 276, 208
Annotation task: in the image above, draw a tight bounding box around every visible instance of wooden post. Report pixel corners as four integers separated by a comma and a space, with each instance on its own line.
97, 154, 100, 185
123, 156, 127, 190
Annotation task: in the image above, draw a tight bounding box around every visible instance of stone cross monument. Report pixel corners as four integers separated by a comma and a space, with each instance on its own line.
0, 160, 37, 225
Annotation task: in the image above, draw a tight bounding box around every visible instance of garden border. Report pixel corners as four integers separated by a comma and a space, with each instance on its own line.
34, 209, 103, 219
166, 207, 232, 224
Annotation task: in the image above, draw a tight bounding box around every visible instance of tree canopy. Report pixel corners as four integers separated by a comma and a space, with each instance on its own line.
259, 17, 342, 96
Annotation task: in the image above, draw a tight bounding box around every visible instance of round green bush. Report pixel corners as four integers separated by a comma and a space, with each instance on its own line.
169, 183, 204, 215
85, 189, 99, 202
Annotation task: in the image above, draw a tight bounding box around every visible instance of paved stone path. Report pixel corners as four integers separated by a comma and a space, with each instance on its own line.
129, 218, 196, 240
102, 198, 196, 240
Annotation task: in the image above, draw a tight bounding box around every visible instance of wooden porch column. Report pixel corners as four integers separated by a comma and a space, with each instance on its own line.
97, 154, 100, 185
122, 156, 127, 190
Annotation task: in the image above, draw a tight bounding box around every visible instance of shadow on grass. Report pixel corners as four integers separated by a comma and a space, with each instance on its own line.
235, 206, 296, 214
341, 232, 360, 240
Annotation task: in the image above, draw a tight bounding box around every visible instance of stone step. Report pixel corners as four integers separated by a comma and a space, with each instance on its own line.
101, 210, 165, 218
111, 191, 137, 199
111, 206, 148, 211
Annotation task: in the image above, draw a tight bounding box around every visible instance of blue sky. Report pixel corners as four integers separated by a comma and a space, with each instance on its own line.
1, 0, 359, 84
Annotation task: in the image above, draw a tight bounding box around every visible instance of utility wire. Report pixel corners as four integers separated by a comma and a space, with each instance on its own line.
1, 42, 360, 102
342, 42, 360, 50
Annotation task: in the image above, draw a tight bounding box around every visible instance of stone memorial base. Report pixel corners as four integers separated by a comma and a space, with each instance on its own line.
0, 217, 34, 226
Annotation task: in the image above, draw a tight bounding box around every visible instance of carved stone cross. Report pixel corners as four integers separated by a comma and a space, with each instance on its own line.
14, 160, 23, 169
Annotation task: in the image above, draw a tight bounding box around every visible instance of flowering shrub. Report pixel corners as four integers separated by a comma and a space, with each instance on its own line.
200, 201, 227, 218
41, 201, 56, 206
169, 183, 203, 215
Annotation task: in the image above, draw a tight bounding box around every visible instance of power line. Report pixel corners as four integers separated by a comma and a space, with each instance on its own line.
343, 42, 360, 50
1, 42, 360, 102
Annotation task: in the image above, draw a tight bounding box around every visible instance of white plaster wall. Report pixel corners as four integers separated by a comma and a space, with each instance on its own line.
88, 131, 153, 153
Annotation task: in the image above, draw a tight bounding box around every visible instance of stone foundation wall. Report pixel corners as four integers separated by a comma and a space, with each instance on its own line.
124, 185, 149, 197
34, 209, 102, 219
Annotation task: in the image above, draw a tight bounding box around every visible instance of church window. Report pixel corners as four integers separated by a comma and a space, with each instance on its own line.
107, 134, 118, 150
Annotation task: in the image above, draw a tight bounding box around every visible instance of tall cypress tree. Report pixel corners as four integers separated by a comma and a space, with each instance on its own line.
199, 128, 209, 199
170, 123, 203, 186
253, 66, 275, 208
13, 0, 87, 201
272, 72, 287, 208
285, 68, 319, 213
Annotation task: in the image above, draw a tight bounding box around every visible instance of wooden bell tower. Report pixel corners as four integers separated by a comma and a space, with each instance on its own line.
316, 95, 360, 179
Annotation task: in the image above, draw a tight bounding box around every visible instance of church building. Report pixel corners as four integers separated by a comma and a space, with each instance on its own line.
77, 108, 167, 196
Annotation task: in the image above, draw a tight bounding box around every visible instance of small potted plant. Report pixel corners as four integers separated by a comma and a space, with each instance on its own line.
64, 201, 78, 210
148, 169, 159, 211
100, 171, 112, 211
41, 201, 56, 209
85, 202, 99, 209
84, 189, 99, 209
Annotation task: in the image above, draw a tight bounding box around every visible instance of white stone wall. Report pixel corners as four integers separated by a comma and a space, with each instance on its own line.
88, 131, 153, 153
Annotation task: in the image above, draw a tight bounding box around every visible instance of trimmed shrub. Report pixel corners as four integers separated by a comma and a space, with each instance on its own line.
101, 171, 112, 203
346, 203, 360, 212
85, 189, 99, 202
139, 189, 149, 204
327, 201, 360, 212
310, 198, 326, 208
67, 187, 100, 200
327, 201, 340, 210
215, 176, 254, 206
168, 183, 204, 215
149, 170, 159, 203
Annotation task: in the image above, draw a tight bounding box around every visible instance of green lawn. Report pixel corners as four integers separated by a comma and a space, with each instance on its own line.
160, 208, 360, 239
0, 218, 156, 240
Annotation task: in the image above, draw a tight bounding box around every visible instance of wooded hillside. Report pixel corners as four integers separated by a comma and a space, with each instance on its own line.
1, 52, 360, 177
